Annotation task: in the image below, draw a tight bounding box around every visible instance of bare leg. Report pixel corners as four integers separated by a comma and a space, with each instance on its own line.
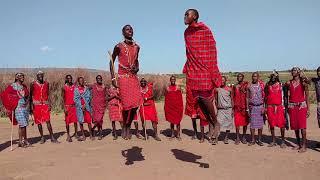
170, 123, 175, 139
224, 130, 230, 144
23, 127, 30, 146
112, 121, 118, 140
242, 126, 248, 144
38, 124, 45, 144
176, 124, 181, 141
198, 97, 220, 139
78, 123, 86, 141
235, 127, 240, 145
280, 128, 286, 148
268, 127, 276, 147
66, 124, 72, 142
88, 123, 95, 140
191, 118, 198, 140
299, 129, 307, 153
199, 126, 205, 143
73, 122, 79, 138
257, 128, 264, 146
18, 127, 23, 147
249, 129, 255, 146
152, 122, 161, 141
293, 130, 301, 150
46, 121, 58, 143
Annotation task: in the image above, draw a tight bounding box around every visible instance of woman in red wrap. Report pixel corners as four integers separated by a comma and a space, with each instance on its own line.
233, 73, 249, 145
285, 67, 309, 153
91, 75, 107, 140
30, 71, 58, 144
110, 25, 143, 140
183, 9, 222, 142
164, 76, 183, 140
138, 78, 161, 141
0, 73, 30, 147
265, 72, 286, 148
62, 74, 78, 142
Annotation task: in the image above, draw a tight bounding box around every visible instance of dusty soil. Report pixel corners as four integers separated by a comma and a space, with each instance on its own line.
0, 103, 319, 180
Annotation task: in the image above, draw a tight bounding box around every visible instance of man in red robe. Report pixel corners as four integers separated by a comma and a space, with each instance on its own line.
164, 76, 183, 140
0, 73, 30, 148
110, 25, 143, 140
265, 72, 286, 148
91, 75, 107, 140
62, 74, 78, 142
30, 71, 58, 144
285, 67, 310, 153
183, 9, 222, 142
233, 73, 249, 145
138, 78, 161, 141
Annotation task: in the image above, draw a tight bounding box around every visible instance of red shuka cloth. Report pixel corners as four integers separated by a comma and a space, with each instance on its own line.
117, 42, 143, 111
64, 84, 77, 125
137, 83, 158, 122
107, 87, 122, 122
288, 81, 307, 130
32, 81, 50, 124
265, 82, 285, 128
233, 82, 249, 127
0, 83, 29, 125
91, 84, 107, 125
183, 22, 222, 91
164, 85, 183, 125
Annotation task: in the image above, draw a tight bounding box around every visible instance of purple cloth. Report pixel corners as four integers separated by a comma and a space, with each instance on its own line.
249, 84, 264, 129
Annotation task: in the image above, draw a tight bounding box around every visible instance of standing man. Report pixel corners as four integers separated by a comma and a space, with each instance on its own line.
215, 76, 234, 144
138, 78, 161, 141
265, 72, 286, 148
233, 73, 249, 145
62, 74, 78, 142
311, 67, 320, 129
285, 67, 310, 153
183, 9, 222, 142
91, 75, 107, 140
311, 66, 320, 147
1, 73, 30, 147
164, 75, 184, 140
74, 77, 94, 141
30, 71, 58, 144
246, 72, 265, 146
110, 25, 143, 140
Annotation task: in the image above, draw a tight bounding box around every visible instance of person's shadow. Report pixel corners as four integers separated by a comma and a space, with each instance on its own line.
171, 149, 209, 168
121, 146, 145, 165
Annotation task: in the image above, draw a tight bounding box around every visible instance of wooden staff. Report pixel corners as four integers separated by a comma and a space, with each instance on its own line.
10, 111, 14, 151
141, 103, 147, 141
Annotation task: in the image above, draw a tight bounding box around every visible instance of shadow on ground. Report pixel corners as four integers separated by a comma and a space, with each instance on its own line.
121, 146, 145, 165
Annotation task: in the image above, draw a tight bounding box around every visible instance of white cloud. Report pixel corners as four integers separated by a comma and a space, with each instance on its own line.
40, 46, 53, 53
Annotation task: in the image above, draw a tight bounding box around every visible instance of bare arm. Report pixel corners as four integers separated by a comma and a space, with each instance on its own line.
131, 46, 140, 74
110, 45, 120, 88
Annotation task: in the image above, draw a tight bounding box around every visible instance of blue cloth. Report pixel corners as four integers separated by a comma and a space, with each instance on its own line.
74, 86, 92, 123
11, 82, 29, 127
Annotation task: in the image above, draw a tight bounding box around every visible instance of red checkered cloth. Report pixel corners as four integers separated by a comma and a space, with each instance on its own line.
183, 22, 221, 91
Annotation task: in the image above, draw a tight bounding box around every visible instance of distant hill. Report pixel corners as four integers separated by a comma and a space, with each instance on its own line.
0, 68, 108, 74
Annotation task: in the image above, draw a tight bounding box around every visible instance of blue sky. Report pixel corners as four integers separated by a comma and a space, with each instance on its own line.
0, 0, 319, 73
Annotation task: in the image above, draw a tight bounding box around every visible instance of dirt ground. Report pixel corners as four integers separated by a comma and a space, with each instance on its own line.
0, 103, 319, 180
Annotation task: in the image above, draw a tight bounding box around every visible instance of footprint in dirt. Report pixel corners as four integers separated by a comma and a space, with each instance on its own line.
121, 146, 145, 165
